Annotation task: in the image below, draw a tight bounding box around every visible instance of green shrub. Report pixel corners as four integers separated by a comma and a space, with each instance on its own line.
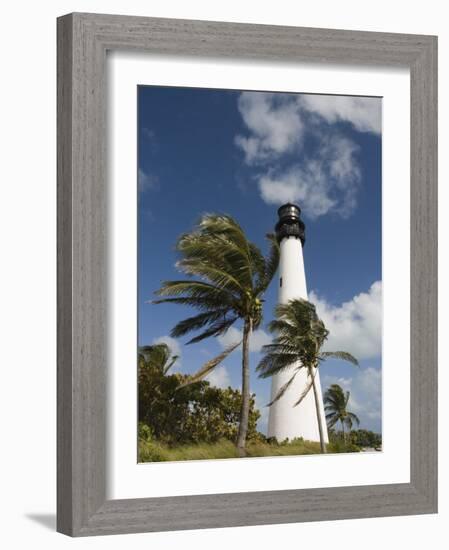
138, 350, 261, 445
138, 422, 152, 442
349, 429, 382, 448
139, 440, 170, 462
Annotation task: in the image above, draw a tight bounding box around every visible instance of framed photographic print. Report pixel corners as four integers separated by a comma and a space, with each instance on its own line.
57, 13, 437, 536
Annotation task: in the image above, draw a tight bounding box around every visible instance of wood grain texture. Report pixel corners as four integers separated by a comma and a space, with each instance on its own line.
57, 13, 74, 536
57, 12, 438, 537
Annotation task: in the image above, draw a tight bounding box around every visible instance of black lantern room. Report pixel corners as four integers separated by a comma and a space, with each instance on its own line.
275, 203, 306, 245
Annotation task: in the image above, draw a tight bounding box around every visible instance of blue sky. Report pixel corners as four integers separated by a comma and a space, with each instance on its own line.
138, 86, 382, 434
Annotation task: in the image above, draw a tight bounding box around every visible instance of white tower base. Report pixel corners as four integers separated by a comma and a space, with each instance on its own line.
267, 235, 329, 444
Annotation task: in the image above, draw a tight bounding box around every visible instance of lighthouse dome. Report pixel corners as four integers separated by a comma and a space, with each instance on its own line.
277, 203, 301, 222
275, 203, 306, 245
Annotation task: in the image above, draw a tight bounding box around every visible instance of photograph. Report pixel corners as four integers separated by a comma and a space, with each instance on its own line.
137, 85, 382, 462
0, 2, 439, 543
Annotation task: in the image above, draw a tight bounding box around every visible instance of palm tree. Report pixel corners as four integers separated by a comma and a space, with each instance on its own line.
257, 299, 358, 453
139, 343, 179, 375
324, 384, 360, 442
152, 214, 279, 456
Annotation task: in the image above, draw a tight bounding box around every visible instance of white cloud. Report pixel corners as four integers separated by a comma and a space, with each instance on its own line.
326, 376, 353, 391
351, 367, 382, 421
152, 335, 182, 369
259, 165, 335, 217
235, 92, 380, 166
216, 326, 241, 348
321, 366, 382, 428
249, 329, 272, 352
206, 365, 232, 389
235, 92, 304, 164
299, 95, 381, 134
310, 281, 382, 360
138, 168, 159, 193
235, 92, 380, 218
258, 135, 360, 218
217, 326, 271, 353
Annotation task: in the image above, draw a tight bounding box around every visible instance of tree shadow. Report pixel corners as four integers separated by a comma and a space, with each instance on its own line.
25, 513, 56, 531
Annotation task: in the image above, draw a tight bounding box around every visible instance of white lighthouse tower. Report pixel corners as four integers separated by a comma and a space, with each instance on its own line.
267, 204, 329, 444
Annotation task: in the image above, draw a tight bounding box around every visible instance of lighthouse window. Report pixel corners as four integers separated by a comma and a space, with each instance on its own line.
280, 277, 283, 287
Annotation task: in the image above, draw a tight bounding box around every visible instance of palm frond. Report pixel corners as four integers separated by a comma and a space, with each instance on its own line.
247, 242, 265, 286
319, 351, 359, 366
185, 316, 238, 345
347, 412, 360, 425
263, 233, 280, 287
266, 372, 297, 406
324, 397, 339, 410
260, 342, 302, 355
154, 280, 236, 303
177, 234, 253, 290
197, 214, 251, 261
163, 355, 179, 374
253, 233, 280, 293
138, 343, 178, 373
152, 295, 232, 312
169, 309, 231, 338
175, 258, 246, 292
256, 352, 300, 378
177, 214, 254, 289
293, 367, 318, 407
325, 414, 339, 428
177, 340, 241, 388
324, 383, 359, 431
266, 319, 303, 338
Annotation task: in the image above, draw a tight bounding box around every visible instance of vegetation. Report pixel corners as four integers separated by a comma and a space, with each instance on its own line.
152, 214, 279, 456
324, 384, 360, 442
349, 429, 382, 448
138, 435, 360, 463
326, 432, 361, 453
327, 427, 381, 451
139, 343, 261, 446
257, 299, 358, 453
137, 341, 369, 462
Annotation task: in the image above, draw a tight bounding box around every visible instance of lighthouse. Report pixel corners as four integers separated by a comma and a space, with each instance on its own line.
267, 204, 329, 444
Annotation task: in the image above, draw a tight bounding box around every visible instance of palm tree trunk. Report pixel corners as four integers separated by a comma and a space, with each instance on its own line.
341, 420, 346, 444
311, 367, 327, 454
236, 318, 252, 457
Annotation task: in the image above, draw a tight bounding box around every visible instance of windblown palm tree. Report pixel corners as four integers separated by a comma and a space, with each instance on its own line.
152, 214, 279, 456
324, 383, 360, 442
138, 343, 179, 375
257, 299, 358, 453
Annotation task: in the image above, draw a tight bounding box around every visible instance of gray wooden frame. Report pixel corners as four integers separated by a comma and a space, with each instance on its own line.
57, 12, 438, 537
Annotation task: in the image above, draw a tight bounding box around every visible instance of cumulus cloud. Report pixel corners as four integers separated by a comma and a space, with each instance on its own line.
235, 91, 380, 218
216, 326, 240, 348
310, 281, 382, 360
299, 94, 381, 134
152, 335, 182, 369
206, 365, 232, 389
321, 366, 382, 428
259, 135, 360, 218
353, 367, 382, 420
235, 92, 304, 164
249, 329, 272, 352
217, 326, 271, 353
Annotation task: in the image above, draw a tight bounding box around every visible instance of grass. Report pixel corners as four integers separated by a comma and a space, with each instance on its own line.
138, 437, 359, 462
